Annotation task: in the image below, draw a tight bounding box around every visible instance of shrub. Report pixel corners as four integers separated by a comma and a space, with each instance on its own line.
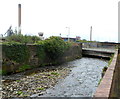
76, 40, 96, 43
5, 34, 41, 44
36, 45, 46, 64
36, 36, 71, 60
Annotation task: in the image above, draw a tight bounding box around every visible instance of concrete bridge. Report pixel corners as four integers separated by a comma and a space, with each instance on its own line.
82, 48, 115, 59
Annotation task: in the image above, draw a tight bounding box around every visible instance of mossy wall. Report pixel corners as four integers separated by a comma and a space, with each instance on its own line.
1, 43, 82, 75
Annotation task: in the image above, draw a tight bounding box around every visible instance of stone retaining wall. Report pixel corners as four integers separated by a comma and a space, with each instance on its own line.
94, 48, 120, 98
2, 44, 82, 75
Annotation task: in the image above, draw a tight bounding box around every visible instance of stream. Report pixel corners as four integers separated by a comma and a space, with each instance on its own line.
31, 57, 108, 97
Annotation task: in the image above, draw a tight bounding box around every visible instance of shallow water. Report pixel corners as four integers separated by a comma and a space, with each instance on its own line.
31, 57, 108, 97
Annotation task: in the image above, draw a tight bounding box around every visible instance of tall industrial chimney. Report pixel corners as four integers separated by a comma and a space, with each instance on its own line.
90, 26, 92, 41
18, 4, 21, 34
118, 2, 120, 43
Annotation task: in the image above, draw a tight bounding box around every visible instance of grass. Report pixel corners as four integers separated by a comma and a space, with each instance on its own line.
50, 72, 59, 76
98, 78, 102, 85
19, 65, 32, 72
16, 80, 21, 82
16, 91, 23, 95
37, 87, 45, 90
108, 54, 114, 66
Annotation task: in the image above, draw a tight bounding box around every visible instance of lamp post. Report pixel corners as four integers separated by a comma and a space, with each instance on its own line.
66, 27, 70, 42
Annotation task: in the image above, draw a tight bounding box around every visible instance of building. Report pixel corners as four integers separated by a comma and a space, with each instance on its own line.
62, 36, 81, 42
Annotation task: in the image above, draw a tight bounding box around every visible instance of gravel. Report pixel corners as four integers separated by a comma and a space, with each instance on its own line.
2, 66, 71, 98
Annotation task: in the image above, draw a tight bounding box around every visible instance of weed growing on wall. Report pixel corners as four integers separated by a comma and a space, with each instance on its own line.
108, 54, 114, 66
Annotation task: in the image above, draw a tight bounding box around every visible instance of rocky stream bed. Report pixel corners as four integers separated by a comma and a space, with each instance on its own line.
1, 65, 71, 98
1, 57, 108, 98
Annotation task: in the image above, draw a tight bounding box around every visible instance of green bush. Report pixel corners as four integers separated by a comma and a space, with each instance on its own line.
36, 45, 46, 64
36, 36, 71, 60
5, 34, 41, 44
76, 40, 96, 43
2, 36, 72, 75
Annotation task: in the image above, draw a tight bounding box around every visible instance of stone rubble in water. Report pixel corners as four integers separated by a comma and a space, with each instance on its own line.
2, 66, 71, 98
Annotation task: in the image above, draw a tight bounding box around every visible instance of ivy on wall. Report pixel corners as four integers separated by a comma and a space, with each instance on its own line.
3, 44, 29, 63
2, 36, 74, 75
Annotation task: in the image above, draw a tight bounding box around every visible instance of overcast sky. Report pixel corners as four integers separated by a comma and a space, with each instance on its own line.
0, 0, 119, 42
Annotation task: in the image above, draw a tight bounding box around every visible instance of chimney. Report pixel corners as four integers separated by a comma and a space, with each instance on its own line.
90, 26, 92, 41
118, 2, 120, 43
18, 4, 21, 34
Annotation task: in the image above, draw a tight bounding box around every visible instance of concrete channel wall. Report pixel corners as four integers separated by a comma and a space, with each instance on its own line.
82, 49, 114, 59
94, 48, 120, 98
82, 42, 117, 49
2, 44, 82, 75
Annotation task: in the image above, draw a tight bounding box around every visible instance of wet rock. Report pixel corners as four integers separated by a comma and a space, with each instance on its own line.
2, 58, 108, 98
39, 58, 108, 97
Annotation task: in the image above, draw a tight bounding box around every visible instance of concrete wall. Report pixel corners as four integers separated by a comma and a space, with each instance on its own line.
2, 44, 82, 75
82, 49, 114, 59
110, 45, 120, 97
82, 42, 117, 49
94, 48, 120, 98
109, 50, 120, 98
82, 42, 98, 48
